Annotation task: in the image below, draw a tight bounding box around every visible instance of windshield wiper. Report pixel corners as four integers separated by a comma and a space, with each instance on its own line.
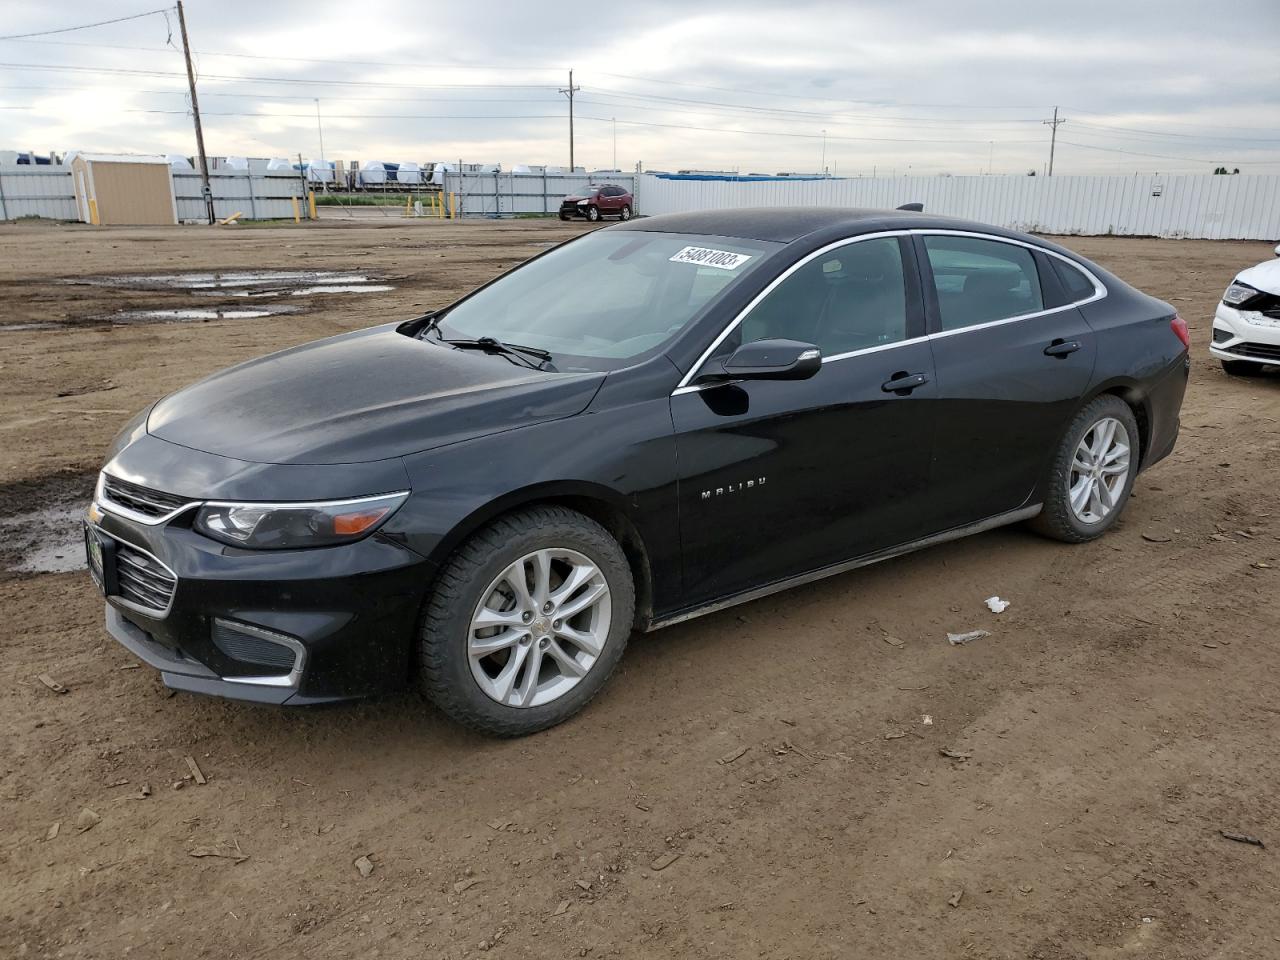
442, 335, 554, 370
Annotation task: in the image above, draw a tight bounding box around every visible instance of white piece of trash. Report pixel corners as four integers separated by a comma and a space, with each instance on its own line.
947, 630, 991, 646
984, 596, 1011, 614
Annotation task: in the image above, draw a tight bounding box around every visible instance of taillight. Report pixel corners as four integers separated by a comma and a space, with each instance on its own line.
1170, 315, 1190, 348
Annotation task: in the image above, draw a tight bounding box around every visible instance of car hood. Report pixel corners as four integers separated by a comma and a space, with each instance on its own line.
1236, 257, 1280, 296
146, 324, 605, 465
562, 194, 592, 202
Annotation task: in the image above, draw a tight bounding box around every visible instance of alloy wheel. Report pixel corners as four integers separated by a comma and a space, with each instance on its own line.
468, 548, 612, 707
1068, 416, 1131, 524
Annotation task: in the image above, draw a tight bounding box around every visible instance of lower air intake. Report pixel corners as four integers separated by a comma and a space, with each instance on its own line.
211, 619, 298, 672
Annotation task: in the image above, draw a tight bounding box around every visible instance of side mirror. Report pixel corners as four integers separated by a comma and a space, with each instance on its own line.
713, 338, 822, 382
1274, 243, 1280, 257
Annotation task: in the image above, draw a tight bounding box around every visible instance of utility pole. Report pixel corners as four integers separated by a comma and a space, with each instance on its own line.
612, 117, 616, 170
176, 0, 214, 225
1042, 106, 1066, 177
559, 70, 580, 172
821, 129, 827, 175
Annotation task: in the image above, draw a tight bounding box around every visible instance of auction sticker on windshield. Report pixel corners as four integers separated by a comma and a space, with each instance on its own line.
669, 246, 753, 270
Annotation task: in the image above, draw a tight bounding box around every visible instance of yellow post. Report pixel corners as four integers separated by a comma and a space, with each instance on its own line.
87, 198, 100, 225
436, 193, 443, 218
291, 196, 301, 223
448, 191, 457, 219
404, 194, 412, 217
308, 190, 317, 220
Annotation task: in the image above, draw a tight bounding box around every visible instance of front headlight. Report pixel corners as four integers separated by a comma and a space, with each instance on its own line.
193, 492, 408, 549
577, 198, 589, 205
1222, 281, 1259, 307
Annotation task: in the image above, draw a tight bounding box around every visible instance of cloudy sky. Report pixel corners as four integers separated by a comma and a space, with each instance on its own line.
2, 0, 1278, 176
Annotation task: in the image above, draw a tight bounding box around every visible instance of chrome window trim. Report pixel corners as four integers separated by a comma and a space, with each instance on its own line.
916, 228, 1107, 312
671, 227, 1108, 396
213, 618, 307, 689
91, 522, 179, 618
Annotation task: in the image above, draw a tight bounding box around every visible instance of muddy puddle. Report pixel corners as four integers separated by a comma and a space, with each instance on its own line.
107, 305, 301, 324
13, 269, 402, 329
69, 270, 393, 298
0, 472, 95, 577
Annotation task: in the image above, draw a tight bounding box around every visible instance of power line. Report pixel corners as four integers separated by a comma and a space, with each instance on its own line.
0, 7, 173, 42
0, 62, 558, 88
1070, 119, 1280, 144
0, 35, 564, 72
1055, 139, 1264, 165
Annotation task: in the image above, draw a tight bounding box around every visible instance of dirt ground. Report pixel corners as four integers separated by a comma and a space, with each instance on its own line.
2, 218, 1278, 960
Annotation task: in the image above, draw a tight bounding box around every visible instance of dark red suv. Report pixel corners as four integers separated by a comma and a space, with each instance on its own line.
558, 184, 633, 222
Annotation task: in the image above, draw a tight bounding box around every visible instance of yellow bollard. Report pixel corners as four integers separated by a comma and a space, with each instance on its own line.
448, 191, 457, 219
291, 196, 301, 223
87, 198, 100, 225
308, 191, 317, 220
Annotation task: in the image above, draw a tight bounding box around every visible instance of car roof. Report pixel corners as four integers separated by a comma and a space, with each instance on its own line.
613, 206, 1037, 245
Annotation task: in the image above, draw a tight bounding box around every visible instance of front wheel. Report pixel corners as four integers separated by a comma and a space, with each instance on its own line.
558, 211, 571, 222
1221, 358, 1266, 377
417, 506, 634, 736
1030, 395, 1140, 543
619, 204, 632, 221
585, 205, 601, 222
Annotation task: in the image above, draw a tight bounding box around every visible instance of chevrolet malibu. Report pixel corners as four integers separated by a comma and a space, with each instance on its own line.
88, 207, 1189, 736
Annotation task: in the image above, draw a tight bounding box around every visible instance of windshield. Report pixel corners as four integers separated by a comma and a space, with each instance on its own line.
433, 230, 779, 371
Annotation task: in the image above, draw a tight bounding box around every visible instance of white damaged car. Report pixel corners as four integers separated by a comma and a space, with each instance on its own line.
1211, 245, 1280, 375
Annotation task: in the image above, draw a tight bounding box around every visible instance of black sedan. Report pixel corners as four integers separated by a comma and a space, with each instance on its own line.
87, 207, 1189, 736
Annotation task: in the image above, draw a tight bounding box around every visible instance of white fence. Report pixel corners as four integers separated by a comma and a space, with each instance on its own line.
0, 168, 306, 222
172, 171, 305, 221
443, 171, 638, 218
0, 169, 80, 221
634, 174, 1280, 240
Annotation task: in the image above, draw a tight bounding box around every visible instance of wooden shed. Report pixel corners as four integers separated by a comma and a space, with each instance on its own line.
71, 154, 177, 226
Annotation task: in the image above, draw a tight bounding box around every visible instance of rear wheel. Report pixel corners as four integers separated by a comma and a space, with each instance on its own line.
619, 204, 632, 221
417, 506, 634, 736
585, 205, 601, 222
1030, 395, 1139, 543
1221, 358, 1266, 376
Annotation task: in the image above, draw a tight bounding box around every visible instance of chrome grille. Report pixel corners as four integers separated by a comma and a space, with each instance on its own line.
101, 474, 193, 520
115, 543, 177, 613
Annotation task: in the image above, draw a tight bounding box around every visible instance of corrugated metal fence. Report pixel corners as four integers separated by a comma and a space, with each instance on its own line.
0, 169, 80, 220
172, 171, 305, 221
0, 168, 306, 222
443, 171, 637, 218
634, 174, 1280, 240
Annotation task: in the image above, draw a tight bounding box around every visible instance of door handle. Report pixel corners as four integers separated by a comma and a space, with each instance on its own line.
1044, 338, 1081, 358
881, 372, 930, 394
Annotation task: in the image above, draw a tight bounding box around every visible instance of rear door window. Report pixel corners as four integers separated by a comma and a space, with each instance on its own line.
923, 235, 1044, 331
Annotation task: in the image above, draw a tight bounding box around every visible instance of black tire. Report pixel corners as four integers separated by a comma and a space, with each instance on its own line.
1221, 358, 1266, 377
417, 506, 634, 737
585, 205, 601, 222
558, 212, 571, 222
1029, 394, 1140, 544
619, 205, 632, 221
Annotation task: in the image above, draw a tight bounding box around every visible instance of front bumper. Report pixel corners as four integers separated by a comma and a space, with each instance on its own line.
90, 506, 430, 704
1209, 302, 1280, 365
